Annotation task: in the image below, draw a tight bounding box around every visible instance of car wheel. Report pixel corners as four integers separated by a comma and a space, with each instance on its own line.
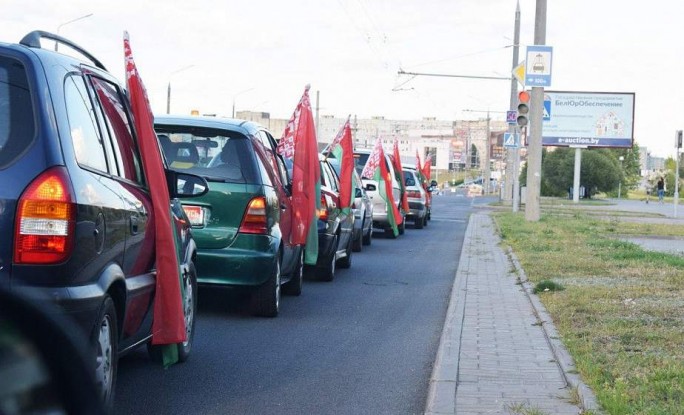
363, 223, 372, 245
177, 261, 197, 361
283, 248, 304, 296
352, 224, 363, 252
317, 235, 337, 281
338, 234, 353, 269
398, 217, 406, 235
423, 214, 429, 227
415, 214, 424, 229
251, 255, 281, 317
385, 226, 397, 239
93, 295, 118, 409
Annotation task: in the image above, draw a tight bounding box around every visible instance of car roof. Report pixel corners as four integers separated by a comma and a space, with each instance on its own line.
154, 115, 265, 135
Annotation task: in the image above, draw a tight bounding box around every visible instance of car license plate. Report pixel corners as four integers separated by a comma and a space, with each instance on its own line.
182, 205, 204, 226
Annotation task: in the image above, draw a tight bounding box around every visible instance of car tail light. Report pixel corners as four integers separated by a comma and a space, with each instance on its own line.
239, 196, 268, 234
182, 205, 205, 226
318, 195, 329, 221
407, 190, 422, 199
14, 167, 76, 264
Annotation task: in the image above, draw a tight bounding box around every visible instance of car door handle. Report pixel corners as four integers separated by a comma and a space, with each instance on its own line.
280, 203, 287, 210
130, 215, 139, 235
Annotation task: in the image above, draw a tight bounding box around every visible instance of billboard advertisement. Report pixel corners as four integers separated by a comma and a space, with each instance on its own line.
542, 91, 635, 148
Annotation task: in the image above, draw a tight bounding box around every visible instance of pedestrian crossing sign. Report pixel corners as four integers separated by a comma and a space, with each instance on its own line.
503, 133, 520, 148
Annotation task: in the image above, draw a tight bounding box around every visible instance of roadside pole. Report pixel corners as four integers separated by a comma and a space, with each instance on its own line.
572, 147, 582, 203
510, 1, 521, 211
484, 110, 491, 194
524, 0, 547, 222
675, 130, 681, 217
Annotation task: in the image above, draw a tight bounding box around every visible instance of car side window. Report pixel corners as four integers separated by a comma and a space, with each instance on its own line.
321, 161, 339, 192
254, 150, 273, 187
275, 154, 290, 188
90, 77, 145, 186
64, 75, 108, 172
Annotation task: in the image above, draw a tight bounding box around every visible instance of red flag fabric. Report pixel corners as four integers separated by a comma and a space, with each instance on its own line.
124, 32, 185, 346
416, 149, 423, 175
364, 138, 401, 235
277, 85, 320, 249
393, 140, 410, 213
422, 154, 432, 181
334, 118, 354, 212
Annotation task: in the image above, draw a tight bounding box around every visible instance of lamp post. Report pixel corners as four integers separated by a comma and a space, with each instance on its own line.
55, 13, 93, 51
166, 65, 195, 114
618, 156, 624, 199
232, 88, 255, 118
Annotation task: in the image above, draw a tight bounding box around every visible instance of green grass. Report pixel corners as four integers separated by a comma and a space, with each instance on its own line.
494, 211, 684, 415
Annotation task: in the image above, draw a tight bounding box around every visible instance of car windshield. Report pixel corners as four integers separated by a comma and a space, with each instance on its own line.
154, 125, 258, 184
0, 56, 34, 169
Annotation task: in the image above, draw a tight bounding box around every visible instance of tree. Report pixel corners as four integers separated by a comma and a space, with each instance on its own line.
540, 148, 621, 197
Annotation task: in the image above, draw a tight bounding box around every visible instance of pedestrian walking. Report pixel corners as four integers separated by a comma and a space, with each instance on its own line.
657, 177, 665, 204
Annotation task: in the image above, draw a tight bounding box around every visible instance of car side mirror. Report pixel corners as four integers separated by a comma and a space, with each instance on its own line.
355, 188, 363, 198
364, 183, 377, 192
167, 170, 209, 198
430, 180, 438, 187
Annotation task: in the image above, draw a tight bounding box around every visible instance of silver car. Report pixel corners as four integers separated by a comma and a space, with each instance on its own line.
402, 168, 428, 229
328, 159, 373, 251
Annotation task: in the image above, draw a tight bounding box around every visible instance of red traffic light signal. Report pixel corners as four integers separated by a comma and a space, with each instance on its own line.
518, 90, 531, 103
517, 90, 531, 127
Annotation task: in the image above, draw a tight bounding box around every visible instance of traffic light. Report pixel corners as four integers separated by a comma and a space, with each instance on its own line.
516, 90, 530, 128
677, 130, 683, 149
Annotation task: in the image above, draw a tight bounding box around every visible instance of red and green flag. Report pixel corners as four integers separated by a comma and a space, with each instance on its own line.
124, 32, 185, 367
326, 116, 354, 214
362, 138, 401, 237
392, 139, 410, 213
277, 85, 320, 265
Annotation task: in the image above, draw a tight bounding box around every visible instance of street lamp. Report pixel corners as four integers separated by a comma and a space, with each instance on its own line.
55, 13, 93, 51
618, 156, 624, 199
166, 65, 195, 114
232, 88, 255, 118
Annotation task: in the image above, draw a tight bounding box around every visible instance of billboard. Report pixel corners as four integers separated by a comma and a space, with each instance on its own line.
542, 91, 635, 148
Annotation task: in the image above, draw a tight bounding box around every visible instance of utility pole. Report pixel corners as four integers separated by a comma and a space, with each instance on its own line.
485, 110, 491, 194
525, 0, 546, 222
315, 90, 320, 136
510, 1, 522, 211
505, 1, 521, 206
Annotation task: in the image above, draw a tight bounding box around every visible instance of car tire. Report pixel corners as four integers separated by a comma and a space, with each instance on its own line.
251, 256, 281, 317
283, 248, 304, 296
352, 224, 363, 252
415, 215, 424, 229
93, 295, 118, 410
423, 214, 429, 227
177, 261, 197, 362
317, 235, 337, 281
362, 224, 372, 245
398, 217, 406, 235
385, 226, 397, 239
338, 234, 353, 269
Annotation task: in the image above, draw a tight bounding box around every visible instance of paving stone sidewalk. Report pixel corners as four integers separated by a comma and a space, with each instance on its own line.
425, 213, 592, 415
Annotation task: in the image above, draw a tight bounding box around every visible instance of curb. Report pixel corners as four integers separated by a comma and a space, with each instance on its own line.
506, 246, 603, 414
424, 220, 471, 415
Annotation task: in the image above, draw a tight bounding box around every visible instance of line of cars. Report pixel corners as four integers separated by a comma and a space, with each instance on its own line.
0, 30, 437, 411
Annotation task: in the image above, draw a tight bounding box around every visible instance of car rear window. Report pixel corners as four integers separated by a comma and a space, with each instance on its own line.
154, 125, 258, 184
0, 56, 35, 169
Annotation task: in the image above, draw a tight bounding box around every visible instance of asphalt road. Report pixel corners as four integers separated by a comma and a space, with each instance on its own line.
115, 193, 474, 415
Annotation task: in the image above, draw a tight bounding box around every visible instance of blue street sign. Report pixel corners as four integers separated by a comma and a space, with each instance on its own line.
506, 110, 517, 124
543, 95, 551, 121
525, 45, 553, 87
503, 133, 520, 148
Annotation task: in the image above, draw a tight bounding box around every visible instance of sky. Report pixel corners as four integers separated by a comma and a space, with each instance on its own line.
1, 0, 683, 158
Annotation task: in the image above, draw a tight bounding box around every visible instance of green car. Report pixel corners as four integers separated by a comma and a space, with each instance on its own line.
155, 116, 304, 317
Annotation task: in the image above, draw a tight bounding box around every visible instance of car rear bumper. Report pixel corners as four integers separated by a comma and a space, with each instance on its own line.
196, 233, 278, 287
406, 201, 426, 219
14, 284, 104, 340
